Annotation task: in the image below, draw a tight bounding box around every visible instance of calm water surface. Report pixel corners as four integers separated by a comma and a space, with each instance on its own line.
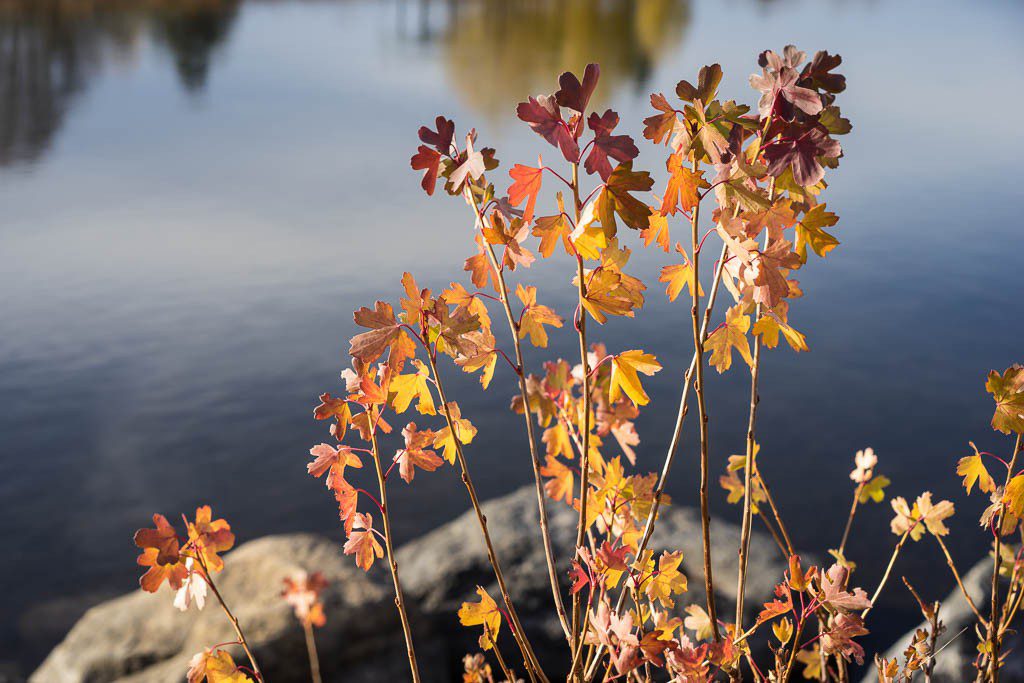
1, 0, 1023, 674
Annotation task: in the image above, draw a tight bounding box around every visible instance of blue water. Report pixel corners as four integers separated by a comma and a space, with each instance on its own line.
1, 0, 1022, 674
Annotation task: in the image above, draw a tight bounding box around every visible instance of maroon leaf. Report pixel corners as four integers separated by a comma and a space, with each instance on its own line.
411, 145, 442, 195
764, 125, 841, 187
516, 95, 580, 163
584, 110, 639, 181
555, 63, 600, 114
418, 116, 455, 153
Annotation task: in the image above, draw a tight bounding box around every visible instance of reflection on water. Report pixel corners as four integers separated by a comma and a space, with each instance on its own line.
0, 0, 691, 166
414, 0, 690, 119
0, 0, 239, 165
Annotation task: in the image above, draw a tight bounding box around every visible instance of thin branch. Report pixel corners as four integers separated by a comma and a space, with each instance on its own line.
303, 621, 322, 683
194, 551, 263, 681
935, 535, 988, 627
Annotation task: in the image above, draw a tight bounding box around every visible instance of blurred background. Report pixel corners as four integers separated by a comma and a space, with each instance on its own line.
1, 0, 1022, 677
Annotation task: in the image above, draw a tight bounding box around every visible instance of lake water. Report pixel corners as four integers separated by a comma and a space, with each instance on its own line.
1, 0, 1023, 675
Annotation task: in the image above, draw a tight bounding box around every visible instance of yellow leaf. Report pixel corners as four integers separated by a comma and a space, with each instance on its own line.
609, 350, 662, 406
1004, 475, 1024, 518
433, 402, 477, 464
388, 359, 436, 415
956, 443, 995, 495
773, 618, 794, 645
187, 649, 250, 683
658, 246, 703, 302
458, 586, 502, 650
857, 475, 890, 504
705, 305, 752, 373
986, 365, 1024, 434
516, 284, 563, 348
644, 551, 688, 608
795, 203, 840, 260
752, 312, 808, 352
571, 196, 609, 260
683, 604, 714, 641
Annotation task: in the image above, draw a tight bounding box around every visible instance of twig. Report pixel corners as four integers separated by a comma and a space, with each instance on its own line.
302, 621, 322, 683
987, 433, 1023, 680
195, 552, 263, 681
934, 535, 988, 627
369, 424, 422, 683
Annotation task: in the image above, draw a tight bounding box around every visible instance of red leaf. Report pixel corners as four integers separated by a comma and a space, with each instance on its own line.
508, 162, 543, 223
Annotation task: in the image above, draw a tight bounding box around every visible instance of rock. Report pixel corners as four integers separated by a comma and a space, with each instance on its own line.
33, 487, 786, 682
30, 534, 444, 683
862, 557, 1024, 682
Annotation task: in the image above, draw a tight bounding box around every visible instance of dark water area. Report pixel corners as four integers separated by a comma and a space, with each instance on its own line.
1, 0, 1022, 676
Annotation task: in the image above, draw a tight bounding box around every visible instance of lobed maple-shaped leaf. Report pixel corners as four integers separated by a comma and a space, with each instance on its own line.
608, 350, 662, 406
890, 492, 954, 541
750, 51, 822, 119
1003, 475, 1024, 519
343, 512, 383, 571
507, 161, 543, 223
134, 512, 181, 567
643, 92, 683, 146
857, 475, 890, 504
187, 648, 249, 683
555, 63, 599, 116
433, 402, 477, 464
313, 392, 352, 440
307, 442, 363, 491
135, 514, 189, 592
481, 210, 535, 271
706, 305, 753, 373
448, 132, 486, 191
640, 210, 671, 252
187, 506, 235, 574
584, 110, 639, 181
758, 583, 794, 623
335, 480, 358, 534
542, 422, 574, 459
683, 604, 714, 641
516, 284, 563, 348
282, 570, 328, 628
752, 304, 808, 352
821, 612, 868, 665
418, 115, 455, 153
795, 203, 840, 260
396, 422, 443, 483
751, 237, 801, 308
350, 301, 403, 365
957, 442, 996, 495
516, 94, 579, 163
819, 564, 871, 613
644, 551, 688, 608
533, 195, 573, 258
540, 454, 574, 504
676, 63, 723, 104
411, 145, 442, 196
579, 268, 632, 323
659, 245, 703, 302
388, 359, 436, 415
660, 153, 708, 216
458, 586, 502, 650
764, 125, 841, 187
441, 282, 491, 329
596, 162, 654, 231
986, 365, 1024, 434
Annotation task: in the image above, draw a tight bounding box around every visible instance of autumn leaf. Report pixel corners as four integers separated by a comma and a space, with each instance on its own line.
335, 481, 358, 534
1004, 475, 1024, 518
540, 454, 574, 504
659, 246, 703, 302
642, 92, 681, 146
585, 110, 639, 181
764, 124, 840, 187
433, 402, 477, 464
570, 198, 610, 260
508, 161, 543, 223
313, 392, 352, 440
676, 63, 723, 103
134, 513, 181, 567
448, 132, 486, 191
752, 308, 808, 352
389, 359, 436, 415
757, 584, 794, 623
350, 301, 403, 365
307, 443, 363, 491
516, 94, 579, 162
795, 203, 840, 260
418, 115, 455, 153
516, 284, 563, 348
640, 210, 671, 252
187, 506, 235, 574
608, 351, 662, 407
542, 422, 574, 459
396, 422, 443, 483
660, 153, 708, 216
706, 305, 753, 373
411, 145, 442, 196
598, 162, 654, 231
986, 365, 1024, 434
458, 586, 502, 650
819, 564, 871, 613
533, 197, 573, 257
187, 648, 249, 683
957, 442, 996, 495
464, 237, 498, 291
343, 512, 383, 571
644, 551, 688, 608
683, 604, 714, 641
555, 63, 599, 115
441, 282, 491, 329
857, 475, 890, 504
751, 237, 801, 308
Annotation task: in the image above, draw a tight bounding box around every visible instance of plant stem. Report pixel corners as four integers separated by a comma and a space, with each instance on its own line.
467, 188, 571, 641
752, 458, 795, 555
303, 621, 322, 683
688, 157, 720, 641
935, 535, 988, 626
862, 530, 910, 619
196, 554, 263, 681
570, 160, 593, 681
987, 433, 1023, 681
424, 351, 548, 683
369, 425, 422, 683
735, 179, 776, 634
837, 483, 863, 559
